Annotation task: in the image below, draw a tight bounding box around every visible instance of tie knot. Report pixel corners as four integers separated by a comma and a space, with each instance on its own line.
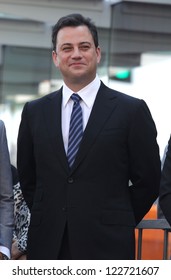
71, 93, 81, 103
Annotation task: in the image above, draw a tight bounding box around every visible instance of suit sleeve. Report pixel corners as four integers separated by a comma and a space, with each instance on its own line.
0, 120, 14, 253
17, 103, 36, 211
128, 100, 161, 224
159, 135, 171, 225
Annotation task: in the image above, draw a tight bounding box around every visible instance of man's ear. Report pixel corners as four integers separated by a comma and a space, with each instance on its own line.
96, 46, 101, 64
52, 51, 59, 67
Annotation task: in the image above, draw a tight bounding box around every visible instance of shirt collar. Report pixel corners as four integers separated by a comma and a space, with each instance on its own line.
62, 75, 101, 108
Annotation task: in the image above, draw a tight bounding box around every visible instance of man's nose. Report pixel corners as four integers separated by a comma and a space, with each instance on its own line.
71, 47, 82, 57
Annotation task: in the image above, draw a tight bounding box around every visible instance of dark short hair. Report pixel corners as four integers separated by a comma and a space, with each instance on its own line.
52, 13, 99, 51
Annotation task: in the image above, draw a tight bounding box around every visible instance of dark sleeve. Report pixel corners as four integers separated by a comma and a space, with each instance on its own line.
128, 100, 161, 224
159, 135, 171, 226
17, 102, 36, 211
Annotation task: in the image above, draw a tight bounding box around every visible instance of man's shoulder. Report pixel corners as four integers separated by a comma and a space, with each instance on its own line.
27, 88, 62, 107
100, 81, 143, 105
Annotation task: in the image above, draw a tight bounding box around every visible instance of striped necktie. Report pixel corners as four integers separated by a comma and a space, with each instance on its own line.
67, 93, 83, 168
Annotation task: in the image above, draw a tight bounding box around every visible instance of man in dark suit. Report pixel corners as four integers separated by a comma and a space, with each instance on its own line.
17, 13, 161, 260
159, 135, 171, 225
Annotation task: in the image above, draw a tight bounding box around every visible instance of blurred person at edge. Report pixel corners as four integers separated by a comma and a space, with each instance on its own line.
17, 13, 161, 260
0, 120, 14, 260
11, 165, 30, 260
159, 135, 171, 226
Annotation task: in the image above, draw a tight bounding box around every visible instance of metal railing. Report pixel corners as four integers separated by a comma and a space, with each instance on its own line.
136, 219, 171, 259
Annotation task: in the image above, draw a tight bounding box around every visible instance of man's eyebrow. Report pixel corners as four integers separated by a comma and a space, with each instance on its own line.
60, 43, 72, 47
60, 42, 91, 47
79, 42, 91, 45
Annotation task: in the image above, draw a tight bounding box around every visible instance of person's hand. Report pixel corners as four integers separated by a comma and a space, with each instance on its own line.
11, 240, 26, 260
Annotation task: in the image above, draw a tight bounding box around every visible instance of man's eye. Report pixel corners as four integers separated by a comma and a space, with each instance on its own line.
62, 47, 72, 52
80, 45, 90, 50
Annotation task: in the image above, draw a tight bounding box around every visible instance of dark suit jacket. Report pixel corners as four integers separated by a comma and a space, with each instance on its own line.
17, 82, 161, 259
159, 135, 171, 225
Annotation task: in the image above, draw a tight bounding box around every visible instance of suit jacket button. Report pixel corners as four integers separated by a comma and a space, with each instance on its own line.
68, 177, 74, 184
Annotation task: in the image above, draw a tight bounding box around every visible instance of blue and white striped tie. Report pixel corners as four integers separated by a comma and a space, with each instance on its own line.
67, 93, 83, 168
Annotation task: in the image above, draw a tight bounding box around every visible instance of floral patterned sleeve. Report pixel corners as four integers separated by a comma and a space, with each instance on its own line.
13, 182, 30, 253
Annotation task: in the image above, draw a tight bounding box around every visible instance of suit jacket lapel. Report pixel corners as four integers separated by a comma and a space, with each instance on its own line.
71, 82, 118, 171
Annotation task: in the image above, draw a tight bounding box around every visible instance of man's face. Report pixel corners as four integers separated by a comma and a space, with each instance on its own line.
52, 25, 101, 86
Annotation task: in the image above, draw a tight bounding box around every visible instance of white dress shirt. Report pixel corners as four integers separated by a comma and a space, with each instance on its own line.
0, 245, 10, 259
62, 75, 101, 153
